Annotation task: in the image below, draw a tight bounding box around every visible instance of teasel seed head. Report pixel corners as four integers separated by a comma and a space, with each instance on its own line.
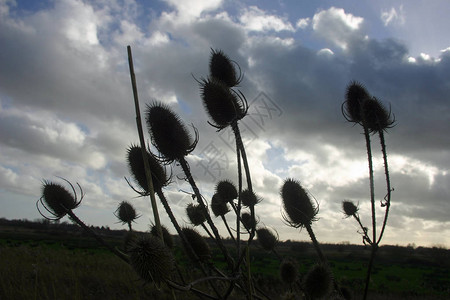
186, 203, 207, 226
241, 189, 261, 207
303, 263, 333, 299
145, 102, 197, 163
281, 178, 318, 228
342, 200, 358, 218
343, 81, 370, 124
279, 258, 299, 285
256, 227, 278, 251
211, 193, 230, 217
241, 212, 256, 231
200, 77, 246, 129
209, 49, 242, 87
128, 234, 174, 285
38, 179, 83, 220
362, 97, 395, 133
216, 180, 238, 203
115, 201, 139, 225
126, 144, 169, 193
150, 224, 174, 249
181, 227, 211, 262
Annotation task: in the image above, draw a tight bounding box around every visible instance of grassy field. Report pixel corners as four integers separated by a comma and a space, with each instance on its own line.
0, 224, 449, 300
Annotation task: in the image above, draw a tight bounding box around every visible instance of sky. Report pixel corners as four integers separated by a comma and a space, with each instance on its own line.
0, 0, 449, 248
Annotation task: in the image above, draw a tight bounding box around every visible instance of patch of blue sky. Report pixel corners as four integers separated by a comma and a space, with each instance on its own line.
177, 98, 192, 115
10, 0, 53, 16
263, 142, 292, 177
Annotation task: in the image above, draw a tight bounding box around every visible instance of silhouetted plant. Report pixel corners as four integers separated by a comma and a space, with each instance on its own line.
342, 81, 395, 300
36, 47, 396, 300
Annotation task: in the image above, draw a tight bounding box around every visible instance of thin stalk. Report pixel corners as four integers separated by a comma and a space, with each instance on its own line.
236, 141, 242, 258
179, 157, 235, 270
361, 125, 377, 300
155, 189, 196, 261
363, 245, 378, 300
201, 223, 215, 240
363, 126, 376, 244
221, 215, 236, 244
305, 224, 326, 263
376, 130, 392, 244
67, 210, 129, 264
156, 189, 222, 298
127, 45, 163, 241
231, 122, 253, 192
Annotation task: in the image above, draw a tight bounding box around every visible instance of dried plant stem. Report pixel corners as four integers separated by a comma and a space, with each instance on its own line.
155, 190, 196, 260
231, 122, 253, 192
363, 126, 376, 243
127, 45, 163, 241
305, 224, 326, 263
235, 136, 243, 258
67, 210, 129, 264
221, 215, 236, 244
179, 157, 234, 270
362, 125, 376, 300
377, 130, 392, 244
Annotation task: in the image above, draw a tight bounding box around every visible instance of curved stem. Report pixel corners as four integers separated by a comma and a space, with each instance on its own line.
67, 210, 129, 264
235, 133, 243, 258
221, 215, 236, 244
305, 224, 326, 263
231, 122, 253, 192
377, 131, 392, 245
179, 157, 234, 270
363, 126, 376, 244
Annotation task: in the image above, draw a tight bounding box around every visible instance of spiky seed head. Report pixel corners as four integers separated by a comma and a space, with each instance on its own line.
150, 225, 174, 249
186, 203, 207, 226
216, 180, 238, 203
200, 77, 245, 128
344, 81, 370, 123
41, 181, 79, 218
181, 227, 211, 262
342, 200, 358, 217
256, 227, 277, 251
128, 234, 174, 285
279, 258, 299, 285
116, 201, 138, 224
145, 102, 196, 162
281, 179, 317, 228
209, 49, 240, 87
241, 212, 256, 231
211, 193, 230, 217
362, 97, 395, 133
241, 189, 260, 207
127, 145, 168, 192
303, 263, 333, 299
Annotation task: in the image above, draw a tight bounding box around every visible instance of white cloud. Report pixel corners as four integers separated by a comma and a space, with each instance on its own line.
0, 1, 449, 247
296, 17, 310, 29
312, 7, 364, 50
317, 48, 334, 56
240, 6, 295, 32
163, 0, 223, 21
381, 5, 405, 27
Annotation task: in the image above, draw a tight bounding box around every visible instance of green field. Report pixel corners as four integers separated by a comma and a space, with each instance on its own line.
1, 223, 449, 300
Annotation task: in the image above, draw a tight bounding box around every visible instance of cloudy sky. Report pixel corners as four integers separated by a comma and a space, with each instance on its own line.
1, 0, 449, 248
